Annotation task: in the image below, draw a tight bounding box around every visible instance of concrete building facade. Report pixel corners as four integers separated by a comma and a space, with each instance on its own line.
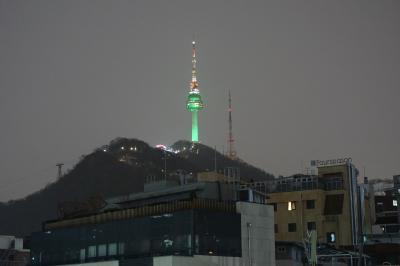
246, 162, 373, 249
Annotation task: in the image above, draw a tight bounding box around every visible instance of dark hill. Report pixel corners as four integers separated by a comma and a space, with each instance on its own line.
171, 140, 273, 181
0, 138, 273, 237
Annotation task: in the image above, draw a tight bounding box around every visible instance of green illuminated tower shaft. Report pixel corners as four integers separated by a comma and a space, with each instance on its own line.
192, 111, 199, 142
186, 41, 204, 142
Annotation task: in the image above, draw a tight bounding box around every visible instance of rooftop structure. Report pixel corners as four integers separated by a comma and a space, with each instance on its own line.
186, 41, 204, 142
0, 235, 30, 266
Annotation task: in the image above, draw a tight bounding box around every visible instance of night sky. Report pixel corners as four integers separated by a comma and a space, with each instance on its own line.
1, 1, 399, 201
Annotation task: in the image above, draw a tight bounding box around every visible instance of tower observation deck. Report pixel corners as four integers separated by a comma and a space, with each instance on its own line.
186, 41, 204, 142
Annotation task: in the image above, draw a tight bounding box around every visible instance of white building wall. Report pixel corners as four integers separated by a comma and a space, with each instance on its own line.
154, 255, 241, 266
237, 201, 276, 266
0, 235, 14, 249
0, 235, 26, 251
58, 261, 119, 266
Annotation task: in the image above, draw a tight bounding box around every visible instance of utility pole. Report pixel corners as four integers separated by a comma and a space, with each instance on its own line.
56, 163, 64, 179
164, 151, 167, 180
214, 146, 217, 172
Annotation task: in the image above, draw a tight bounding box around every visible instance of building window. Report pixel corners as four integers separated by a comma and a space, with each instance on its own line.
288, 223, 297, 232
306, 200, 315, 209
80, 248, 85, 262
108, 243, 117, 256
376, 202, 384, 213
307, 222, 316, 231
288, 201, 296, 211
98, 244, 107, 257
118, 242, 125, 255
239, 190, 249, 201
274, 224, 278, 233
324, 174, 344, 190
393, 200, 398, 207
88, 245, 96, 258
327, 232, 336, 243
277, 246, 286, 253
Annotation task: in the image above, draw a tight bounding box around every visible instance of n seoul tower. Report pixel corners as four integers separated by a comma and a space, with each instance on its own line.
186, 41, 204, 142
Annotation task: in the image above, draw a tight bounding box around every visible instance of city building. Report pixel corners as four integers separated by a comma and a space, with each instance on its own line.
244, 160, 373, 249
363, 175, 400, 265
370, 175, 400, 234
0, 235, 30, 266
30, 177, 275, 266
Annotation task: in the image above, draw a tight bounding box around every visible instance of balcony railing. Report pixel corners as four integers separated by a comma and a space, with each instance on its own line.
242, 175, 344, 194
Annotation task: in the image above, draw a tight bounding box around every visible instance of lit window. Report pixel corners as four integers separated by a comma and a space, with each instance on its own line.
327, 232, 336, 243
80, 249, 85, 262
108, 243, 117, 256
88, 245, 96, 258
98, 244, 107, 257
288, 201, 296, 211
393, 200, 398, 207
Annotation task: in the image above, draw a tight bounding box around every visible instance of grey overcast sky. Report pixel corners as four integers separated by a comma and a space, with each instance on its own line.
0, 1, 399, 201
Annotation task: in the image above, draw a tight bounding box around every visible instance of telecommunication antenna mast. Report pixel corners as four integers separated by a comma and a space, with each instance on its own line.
186, 40, 204, 142
227, 91, 237, 159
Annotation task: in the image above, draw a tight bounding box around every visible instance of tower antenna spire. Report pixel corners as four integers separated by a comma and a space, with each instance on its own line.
186, 40, 204, 142
191, 40, 198, 92
228, 91, 237, 159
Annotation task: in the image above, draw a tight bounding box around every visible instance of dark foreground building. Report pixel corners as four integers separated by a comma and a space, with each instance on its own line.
30, 179, 275, 266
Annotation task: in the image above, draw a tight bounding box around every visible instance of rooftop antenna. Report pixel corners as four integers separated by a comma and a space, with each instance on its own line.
227, 91, 237, 160
56, 163, 64, 179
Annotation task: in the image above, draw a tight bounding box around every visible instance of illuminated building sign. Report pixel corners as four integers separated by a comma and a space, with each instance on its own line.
311, 158, 352, 167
